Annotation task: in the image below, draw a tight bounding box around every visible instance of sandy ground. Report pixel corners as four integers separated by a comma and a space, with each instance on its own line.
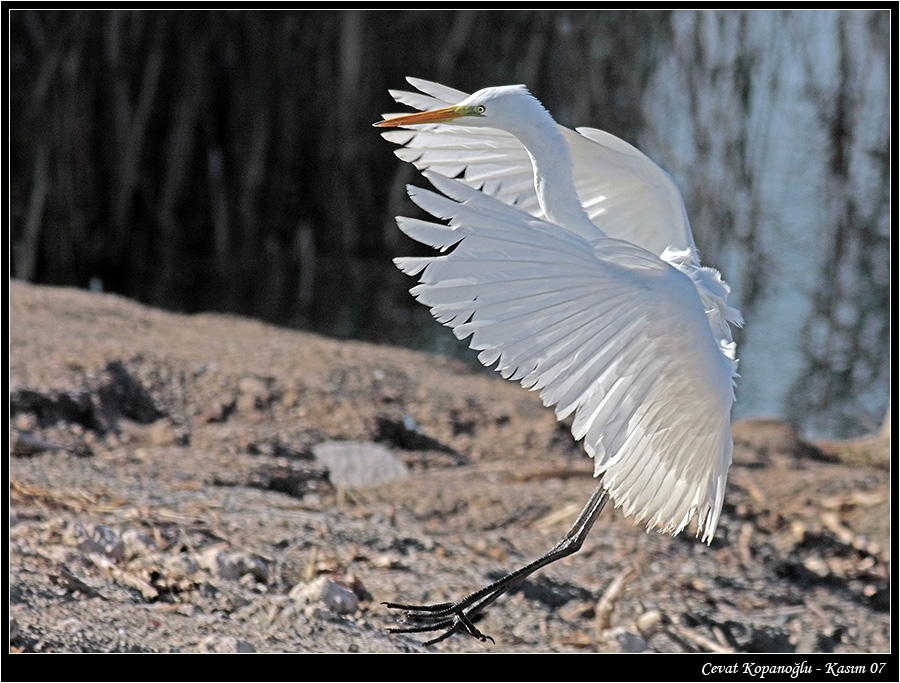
8, 280, 890, 654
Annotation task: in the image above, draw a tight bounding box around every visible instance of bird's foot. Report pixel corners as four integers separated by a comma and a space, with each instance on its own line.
383, 599, 496, 647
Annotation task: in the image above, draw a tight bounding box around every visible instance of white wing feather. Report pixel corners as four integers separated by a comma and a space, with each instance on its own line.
381, 78, 695, 257
396, 172, 736, 542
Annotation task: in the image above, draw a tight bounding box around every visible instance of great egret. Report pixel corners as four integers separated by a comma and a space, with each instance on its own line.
375, 78, 742, 646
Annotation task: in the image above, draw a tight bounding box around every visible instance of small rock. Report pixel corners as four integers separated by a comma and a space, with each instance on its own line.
195, 545, 268, 583
93, 525, 126, 562
73, 524, 125, 562
121, 529, 157, 559
617, 630, 648, 653
62, 521, 90, 547
289, 576, 359, 616
164, 553, 201, 579
636, 609, 664, 636
196, 635, 255, 653
312, 441, 408, 489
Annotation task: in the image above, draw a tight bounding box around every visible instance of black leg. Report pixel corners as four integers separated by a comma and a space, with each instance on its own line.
385, 479, 610, 646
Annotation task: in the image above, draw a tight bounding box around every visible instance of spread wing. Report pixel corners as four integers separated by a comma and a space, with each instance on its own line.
380, 77, 695, 257
395, 172, 736, 541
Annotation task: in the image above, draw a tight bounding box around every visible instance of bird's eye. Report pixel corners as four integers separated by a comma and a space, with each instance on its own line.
475, 105, 486, 115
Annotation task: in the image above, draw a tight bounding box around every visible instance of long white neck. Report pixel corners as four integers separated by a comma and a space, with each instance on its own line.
511, 116, 600, 241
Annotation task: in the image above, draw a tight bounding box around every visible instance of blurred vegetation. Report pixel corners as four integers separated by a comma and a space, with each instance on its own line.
10, 10, 671, 314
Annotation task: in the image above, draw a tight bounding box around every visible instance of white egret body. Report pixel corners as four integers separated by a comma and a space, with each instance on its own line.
375, 78, 742, 646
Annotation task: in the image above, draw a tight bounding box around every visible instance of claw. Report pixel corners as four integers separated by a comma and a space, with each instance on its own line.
457, 612, 494, 643
383, 599, 495, 646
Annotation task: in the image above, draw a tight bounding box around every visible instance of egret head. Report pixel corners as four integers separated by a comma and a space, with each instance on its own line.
375, 85, 553, 136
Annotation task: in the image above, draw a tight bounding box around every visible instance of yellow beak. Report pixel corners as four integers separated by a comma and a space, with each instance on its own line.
374, 106, 467, 128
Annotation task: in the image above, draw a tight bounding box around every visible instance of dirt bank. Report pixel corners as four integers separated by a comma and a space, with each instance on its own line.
9, 281, 890, 653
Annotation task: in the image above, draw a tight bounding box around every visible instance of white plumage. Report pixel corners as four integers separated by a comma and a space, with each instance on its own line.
382, 77, 695, 256
379, 78, 741, 543
375, 79, 743, 645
